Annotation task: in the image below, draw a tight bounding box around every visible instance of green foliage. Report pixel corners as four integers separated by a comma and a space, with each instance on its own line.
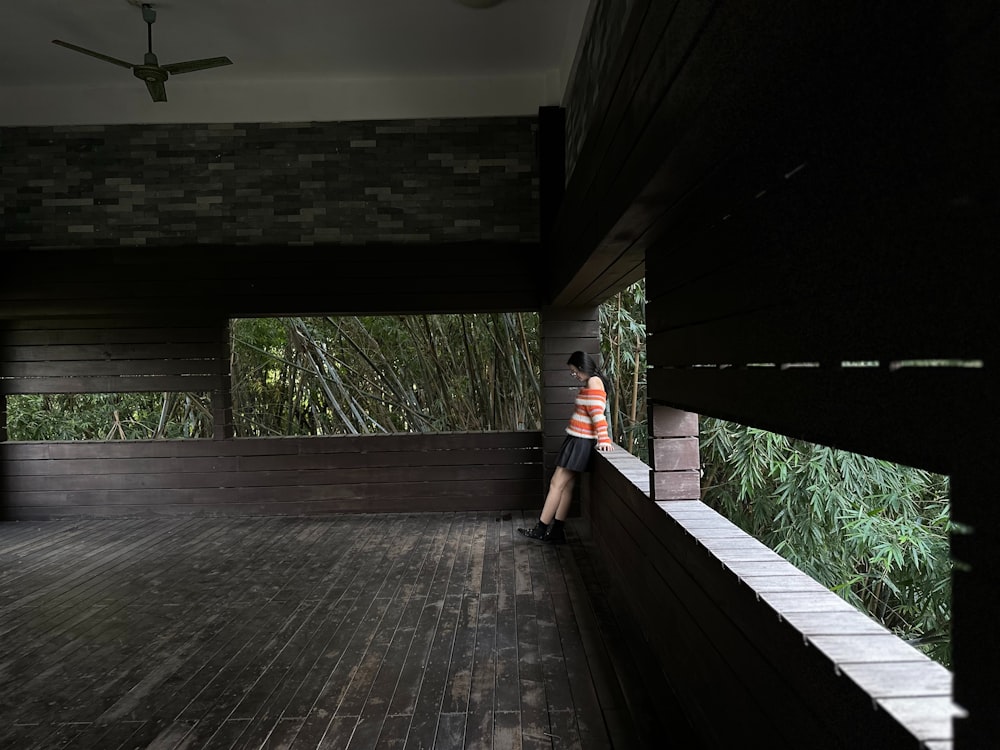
700, 416, 953, 666
7, 392, 212, 441
229, 313, 541, 437
600, 280, 648, 461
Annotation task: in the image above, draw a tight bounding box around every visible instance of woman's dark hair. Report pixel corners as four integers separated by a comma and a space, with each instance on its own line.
567, 350, 610, 393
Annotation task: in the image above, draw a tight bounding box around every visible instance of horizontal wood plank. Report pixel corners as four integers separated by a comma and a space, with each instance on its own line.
0, 320, 229, 395
647, 366, 992, 475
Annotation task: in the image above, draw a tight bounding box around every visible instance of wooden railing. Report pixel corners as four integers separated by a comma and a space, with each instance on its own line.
584, 448, 963, 749
0, 431, 543, 521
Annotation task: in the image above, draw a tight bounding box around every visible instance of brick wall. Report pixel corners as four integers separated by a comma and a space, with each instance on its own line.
0, 117, 539, 249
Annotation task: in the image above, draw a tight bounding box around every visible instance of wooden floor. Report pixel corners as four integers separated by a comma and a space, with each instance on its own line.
0, 511, 669, 749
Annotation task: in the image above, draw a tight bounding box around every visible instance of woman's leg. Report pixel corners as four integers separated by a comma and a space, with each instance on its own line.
553, 470, 577, 521
540, 466, 577, 524
518, 465, 578, 541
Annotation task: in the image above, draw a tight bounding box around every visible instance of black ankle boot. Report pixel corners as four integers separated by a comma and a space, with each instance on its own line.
543, 519, 566, 545
517, 520, 548, 540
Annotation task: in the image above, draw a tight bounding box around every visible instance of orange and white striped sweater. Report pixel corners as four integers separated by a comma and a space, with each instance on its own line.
566, 387, 611, 445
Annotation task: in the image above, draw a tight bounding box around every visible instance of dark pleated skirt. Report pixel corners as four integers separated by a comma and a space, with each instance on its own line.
555, 435, 597, 472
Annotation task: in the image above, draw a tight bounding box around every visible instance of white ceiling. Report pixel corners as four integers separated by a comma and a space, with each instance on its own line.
0, 0, 592, 126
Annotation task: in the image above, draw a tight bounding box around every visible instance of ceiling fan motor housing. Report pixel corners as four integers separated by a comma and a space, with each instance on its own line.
134, 65, 167, 83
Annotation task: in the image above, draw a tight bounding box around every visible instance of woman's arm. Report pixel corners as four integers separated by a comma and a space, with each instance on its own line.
586, 377, 614, 451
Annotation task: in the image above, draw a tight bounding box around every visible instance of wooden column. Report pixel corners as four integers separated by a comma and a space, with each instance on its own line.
0, 321, 7, 444
950, 450, 995, 747
649, 404, 700, 501
212, 319, 234, 440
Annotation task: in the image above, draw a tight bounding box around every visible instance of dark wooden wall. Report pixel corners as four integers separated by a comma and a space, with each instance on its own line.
0, 317, 227, 394
554, 2, 996, 747
556, 0, 994, 471
0, 431, 542, 521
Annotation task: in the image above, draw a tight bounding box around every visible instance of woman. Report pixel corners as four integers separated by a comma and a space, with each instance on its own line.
518, 350, 614, 544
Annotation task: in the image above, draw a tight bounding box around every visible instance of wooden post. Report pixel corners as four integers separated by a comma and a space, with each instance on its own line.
649, 404, 700, 501
0, 320, 7, 444
212, 319, 234, 440
950, 452, 995, 747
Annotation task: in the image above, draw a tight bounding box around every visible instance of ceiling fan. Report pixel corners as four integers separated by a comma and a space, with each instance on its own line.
51, 3, 232, 102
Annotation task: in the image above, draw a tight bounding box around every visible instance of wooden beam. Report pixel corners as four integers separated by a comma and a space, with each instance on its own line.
0, 242, 545, 319
647, 366, 993, 476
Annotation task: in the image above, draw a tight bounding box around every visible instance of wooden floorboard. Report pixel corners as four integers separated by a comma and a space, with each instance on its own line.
0, 511, 675, 749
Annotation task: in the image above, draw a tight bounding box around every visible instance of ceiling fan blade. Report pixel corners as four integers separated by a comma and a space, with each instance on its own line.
52, 40, 135, 69
161, 56, 233, 75
145, 79, 167, 102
